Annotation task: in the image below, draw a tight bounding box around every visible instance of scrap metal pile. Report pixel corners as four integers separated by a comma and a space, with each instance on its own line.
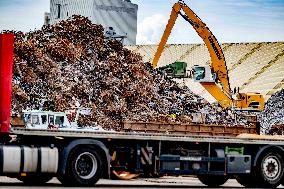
9, 15, 243, 131
259, 89, 284, 134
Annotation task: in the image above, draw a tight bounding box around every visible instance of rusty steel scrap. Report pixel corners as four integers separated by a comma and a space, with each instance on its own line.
8, 16, 246, 131
259, 89, 284, 134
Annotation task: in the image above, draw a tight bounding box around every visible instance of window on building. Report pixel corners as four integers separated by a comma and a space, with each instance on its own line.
56, 4, 61, 19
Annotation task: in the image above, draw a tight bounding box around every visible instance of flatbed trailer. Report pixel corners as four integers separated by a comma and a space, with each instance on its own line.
2, 127, 283, 188
0, 33, 284, 188
10, 127, 283, 145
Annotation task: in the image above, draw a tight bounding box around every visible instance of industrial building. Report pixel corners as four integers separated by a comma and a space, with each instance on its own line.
45, 0, 138, 45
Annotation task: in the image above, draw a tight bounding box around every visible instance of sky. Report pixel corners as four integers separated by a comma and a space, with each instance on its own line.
0, 0, 284, 44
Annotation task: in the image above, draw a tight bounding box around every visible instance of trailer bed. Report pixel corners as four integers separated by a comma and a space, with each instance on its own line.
10, 127, 284, 145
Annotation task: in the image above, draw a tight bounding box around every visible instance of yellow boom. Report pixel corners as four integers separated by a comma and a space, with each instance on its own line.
152, 1, 264, 111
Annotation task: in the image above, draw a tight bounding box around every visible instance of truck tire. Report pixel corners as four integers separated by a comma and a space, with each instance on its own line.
59, 146, 103, 186
255, 151, 283, 188
235, 174, 257, 187
197, 175, 228, 187
17, 175, 53, 185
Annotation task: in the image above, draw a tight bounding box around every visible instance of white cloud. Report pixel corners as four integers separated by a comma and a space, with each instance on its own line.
136, 14, 167, 44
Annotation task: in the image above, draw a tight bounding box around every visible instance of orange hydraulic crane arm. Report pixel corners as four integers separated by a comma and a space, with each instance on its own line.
152, 1, 231, 95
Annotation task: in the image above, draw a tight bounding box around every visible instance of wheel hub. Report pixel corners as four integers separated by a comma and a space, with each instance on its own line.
75, 152, 98, 179
263, 156, 280, 180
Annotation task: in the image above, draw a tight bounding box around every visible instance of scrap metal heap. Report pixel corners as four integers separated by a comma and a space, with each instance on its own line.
259, 88, 284, 134
8, 16, 249, 131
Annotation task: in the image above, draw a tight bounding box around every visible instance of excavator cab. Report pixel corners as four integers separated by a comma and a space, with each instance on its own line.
192, 65, 215, 83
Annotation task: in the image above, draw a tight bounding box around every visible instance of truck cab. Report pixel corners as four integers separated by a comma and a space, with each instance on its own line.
23, 110, 72, 129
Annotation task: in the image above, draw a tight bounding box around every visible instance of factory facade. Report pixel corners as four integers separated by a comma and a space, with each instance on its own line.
45, 0, 138, 45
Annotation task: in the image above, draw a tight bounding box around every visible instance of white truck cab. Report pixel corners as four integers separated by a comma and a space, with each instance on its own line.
23, 110, 72, 129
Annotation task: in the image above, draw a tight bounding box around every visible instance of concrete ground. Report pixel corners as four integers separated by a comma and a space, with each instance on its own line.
0, 176, 283, 188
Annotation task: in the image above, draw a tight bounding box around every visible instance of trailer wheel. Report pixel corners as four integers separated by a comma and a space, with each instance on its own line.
59, 146, 103, 186
256, 152, 283, 187
197, 175, 228, 187
17, 175, 53, 185
235, 174, 257, 187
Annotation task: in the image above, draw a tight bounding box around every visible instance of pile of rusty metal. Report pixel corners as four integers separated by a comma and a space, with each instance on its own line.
259, 89, 284, 134
8, 15, 241, 131
268, 125, 284, 135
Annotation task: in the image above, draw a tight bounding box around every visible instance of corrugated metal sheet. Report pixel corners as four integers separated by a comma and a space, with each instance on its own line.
49, 0, 137, 45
